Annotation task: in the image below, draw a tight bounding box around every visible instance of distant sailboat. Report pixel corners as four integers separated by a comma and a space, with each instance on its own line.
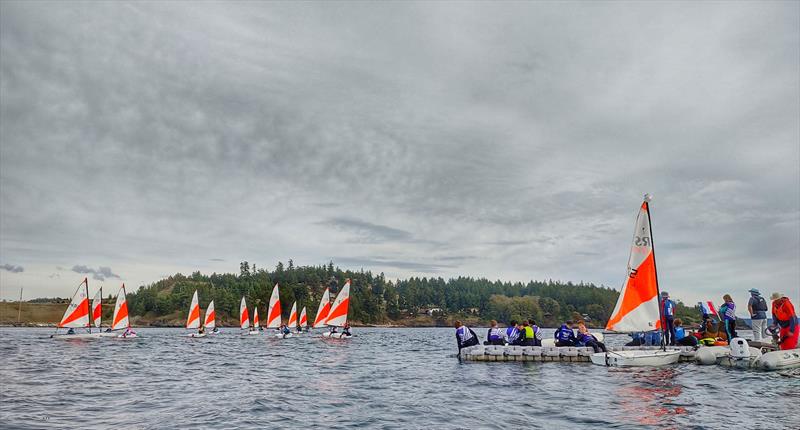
252, 307, 260, 333
287, 301, 298, 329
91, 287, 102, 330
204, 300, 217, 334
109, 284, 136, 338
52, 278, 94, 339
298, 306, 308, 332
312, 287, 331, 329
240, 297, 252, 334
186, 290, 205, 337
591, 195, 680, 366
322, 279, 352, 338
268, 284, 290, 338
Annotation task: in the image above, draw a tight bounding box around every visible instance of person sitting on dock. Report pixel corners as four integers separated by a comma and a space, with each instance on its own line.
625, 332, 645, 346
484, 320, 505, 345
527, 319, 542, 346
644, 329, 662, 346
576, 322, 606, 353
770, 292, 798, 350
554, 320, 576, 347
505, 320, 521, 345
673, 319, 697, 347
518, 320, 535, 346
454, 320, 479, 354
719, 294, 737, 344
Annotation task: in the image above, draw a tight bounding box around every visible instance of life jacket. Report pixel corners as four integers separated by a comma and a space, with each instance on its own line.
773, 298, 797, 328
576, 332, 594, 345
722, 302, 736, 321
488, 327, 504, 341
532, 325, 542, 340
753, 296, 768, 312
523, 326, 534, 339
674, 326, 686, 340
662, 299, 675, 317
457, 326, 475, 343
555, 325, 574, 342
506, 327, 520, 343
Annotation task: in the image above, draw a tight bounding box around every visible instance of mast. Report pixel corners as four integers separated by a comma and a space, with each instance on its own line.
644, 194, 665, 350
86, 279, 91, 333
17, 287, 22, 324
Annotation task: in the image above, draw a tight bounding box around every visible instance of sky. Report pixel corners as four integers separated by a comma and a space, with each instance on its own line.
1, 1, 798, 315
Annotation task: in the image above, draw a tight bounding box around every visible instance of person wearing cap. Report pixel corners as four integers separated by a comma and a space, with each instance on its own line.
769, 293, 798, 350
747, 288, 769, 343
661, 291, 676, 345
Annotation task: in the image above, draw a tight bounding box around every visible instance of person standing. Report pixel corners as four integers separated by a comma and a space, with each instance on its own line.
747, 288, 768, 343
661, 291, 676, 345
719, 294, 737, 343
770, 293, 798, 350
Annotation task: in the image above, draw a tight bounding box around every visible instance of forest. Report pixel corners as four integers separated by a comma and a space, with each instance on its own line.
118, 261, 698, 327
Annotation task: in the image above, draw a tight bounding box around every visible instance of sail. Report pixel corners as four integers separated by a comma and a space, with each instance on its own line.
59, 278, 90, 328
288, 301, 298, 327
240, 297, 250, 329
606, 195, 662, 332
326, 279, 351, 327
111, 284, 130, 330
186, 290, 201, 329
204, 300, 216, 329
91, 288, 102, 328
299, 307, 308, 328
266, 284, 281, 328
253, 307, 260, 328
312, 288, 331, 328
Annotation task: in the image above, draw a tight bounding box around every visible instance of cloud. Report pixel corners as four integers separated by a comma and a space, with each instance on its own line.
323, 217, 414, 243
1, 264, 24, 273
209, 258, 225, 262
71, 265, 121, 281
333, 257, 450, 274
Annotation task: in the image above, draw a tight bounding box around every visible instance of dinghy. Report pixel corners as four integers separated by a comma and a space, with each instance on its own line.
251, 307, 260, 334
298, 306, 308, 333
186, 290, 205, 337
754, 348, 800, 371
102, 284, 137, 338
287, 301, 298, 332
322, 279, 352, 339
266, 284, 290, 338
52, 278, 96, 339
240, 297, 258, 335
312, 287, 331, 330
91, 287, 103, 332
204, 300, 217, 335
591, 195, 680, 367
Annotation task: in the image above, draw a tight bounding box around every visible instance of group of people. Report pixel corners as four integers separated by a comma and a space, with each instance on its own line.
454, 319, 607, 354
657, 289, 797, 350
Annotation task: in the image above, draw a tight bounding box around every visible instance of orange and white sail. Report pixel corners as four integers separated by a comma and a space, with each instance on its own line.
253, 307, 260, 329
91, 288, 102, 328
240, 297, 250, 330
266, 284, 281, 328
606, 195, 662, 332
312, 288, 331, 328
204, 300, 216, 329
326, 279, 351, 327
299, 307, 308, 328
287, 301, 298, 327
59, 278, 90, 328
111, 284, 130, 330
186, 290, 201, 329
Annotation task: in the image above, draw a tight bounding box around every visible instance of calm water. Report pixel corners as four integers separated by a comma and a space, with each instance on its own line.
0, 327, 797, 430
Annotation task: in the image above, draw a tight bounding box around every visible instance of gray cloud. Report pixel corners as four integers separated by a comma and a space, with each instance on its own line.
1, 264, 24, 273
0, 2, 797, 309
71, 265, 121, 281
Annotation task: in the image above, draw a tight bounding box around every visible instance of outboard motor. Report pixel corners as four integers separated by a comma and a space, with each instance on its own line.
730, 338, 750, 361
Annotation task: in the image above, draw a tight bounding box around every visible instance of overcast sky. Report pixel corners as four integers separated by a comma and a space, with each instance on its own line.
1, 1, 798, 314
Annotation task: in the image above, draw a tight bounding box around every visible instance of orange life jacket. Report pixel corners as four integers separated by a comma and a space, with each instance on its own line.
773, 297, 796, 323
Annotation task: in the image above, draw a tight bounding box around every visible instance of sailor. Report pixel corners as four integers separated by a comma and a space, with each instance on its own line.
528, 319, 543, 346
518, 321, 535, 346
122, 327, 135, 337
212, 327, 219, 334
329, 325, 338, 335
454, 320, 479, 354
198, 325, 205, 335
66, 328, 75, 335
770, 293, 798, 350
505, 320, 521, 345
281, 324, 291, 337
719, 294, 737, 344
673, 319, 697, 346
626, 332, 645, 346
747, 288, 768, 343
296, 325, 302, 333
342, 322, 352, 337
554, 320, 576, 347
484, 320, 505, 345
576, 322, 606, 353
661, 291, 676, 345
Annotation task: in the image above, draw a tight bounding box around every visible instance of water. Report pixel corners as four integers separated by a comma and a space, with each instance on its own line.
0, 327, 797, 429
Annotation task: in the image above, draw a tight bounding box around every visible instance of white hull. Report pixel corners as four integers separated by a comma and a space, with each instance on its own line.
275, 332, 293, 338
754, 348, 800, 371
187, 333, 206, 338
322, 332, 352, 339
247, 331, 260, 335
115, 333, 138, 339
52, 332, 102, 340
591, 349, 681, 367
695, 346, 730, 365
542, 332, 603, 347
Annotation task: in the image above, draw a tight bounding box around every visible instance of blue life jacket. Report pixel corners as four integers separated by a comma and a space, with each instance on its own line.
488, 328, 504, 341
506, 327, 520, 343
675, 326, 686, 340
457, 326, 474, 343
662, 299, 675, 318
555, 325, 574, 342
723, 302, 736, 321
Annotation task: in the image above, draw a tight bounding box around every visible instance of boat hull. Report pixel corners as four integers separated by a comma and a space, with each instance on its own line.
590, 349, 681, 367
754, 348, 800, 371
52, 332, 103, 340
275, 333, 293, 338
321, 332, 352, 339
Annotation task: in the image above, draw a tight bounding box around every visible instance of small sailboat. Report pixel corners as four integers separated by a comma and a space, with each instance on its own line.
91, 287, 102, 331
591, 195, 680, 366
298, 306, 308, 333
251, 307, 260, 334
241, 297, 258, 335
99, 284, 136, 338
52, 278, 95, 339
267, 284, 290, 338
287, 301, 298, 332
312, 287, 331, 329
186, 290, 205, 337
322, 279, 352, 339
204, 300, 217, 335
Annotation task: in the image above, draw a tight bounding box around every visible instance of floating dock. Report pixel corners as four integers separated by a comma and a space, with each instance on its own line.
461, 345, 697, 363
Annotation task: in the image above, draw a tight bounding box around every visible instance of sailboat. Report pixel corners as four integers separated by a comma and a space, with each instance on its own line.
240, 297, 256, 335
99, 284, 136, 338
267, 284, 289, 338
251, 307, 260, 334
591, 195, 681, 366
186, 290, 205, 337
298, 306, 308, 333
204, 300, 217, 335
287, 301, 298, 333
322, 279, 352, 338
52, 278, 95, 339
312, 287, 331, 330
91, 287, 102, 332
